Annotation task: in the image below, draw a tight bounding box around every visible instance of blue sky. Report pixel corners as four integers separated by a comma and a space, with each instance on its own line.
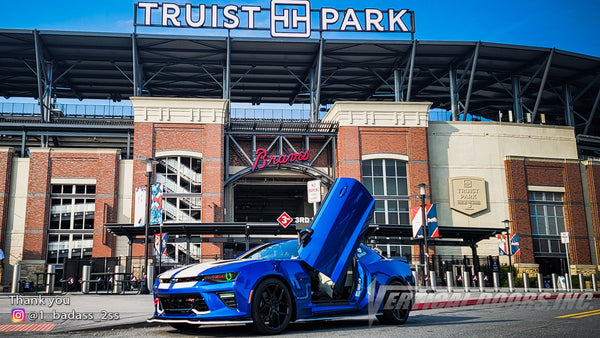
2, 0, 600, 57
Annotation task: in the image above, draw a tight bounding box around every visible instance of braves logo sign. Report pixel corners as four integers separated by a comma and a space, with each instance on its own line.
251, 148, 310, 171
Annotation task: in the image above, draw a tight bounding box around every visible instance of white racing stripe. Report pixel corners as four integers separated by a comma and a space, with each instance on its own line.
162, 260, 239, 279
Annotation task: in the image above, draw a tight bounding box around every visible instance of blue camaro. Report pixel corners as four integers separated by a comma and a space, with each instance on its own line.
149, 178, 415, 334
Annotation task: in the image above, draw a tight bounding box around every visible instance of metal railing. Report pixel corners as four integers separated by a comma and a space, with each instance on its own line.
0, 102, 133, 119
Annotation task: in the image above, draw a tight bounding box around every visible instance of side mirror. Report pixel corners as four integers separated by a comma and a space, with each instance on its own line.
298, 228, 314, 247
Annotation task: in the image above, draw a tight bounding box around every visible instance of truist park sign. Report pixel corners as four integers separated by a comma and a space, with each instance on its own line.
135, 1, 414, 38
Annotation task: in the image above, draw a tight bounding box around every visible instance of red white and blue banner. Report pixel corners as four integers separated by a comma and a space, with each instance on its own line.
134, 186, 147, 227
510, 233, 521, 255
150, 183, 164, 225
411, 204, 439, 239
154, 233, 167, 256
498, 233, 521, 255
497, 234, 508, 255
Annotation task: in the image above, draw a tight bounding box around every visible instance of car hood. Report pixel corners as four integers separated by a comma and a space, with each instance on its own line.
159, 259, 250, 279
297, 177, 374, 284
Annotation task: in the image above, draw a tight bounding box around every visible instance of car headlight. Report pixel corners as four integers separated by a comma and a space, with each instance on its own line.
202, 272, 239, 283
159, 272, 240, 284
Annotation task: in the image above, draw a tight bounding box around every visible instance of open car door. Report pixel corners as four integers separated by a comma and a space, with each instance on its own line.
298, 177, 374, 284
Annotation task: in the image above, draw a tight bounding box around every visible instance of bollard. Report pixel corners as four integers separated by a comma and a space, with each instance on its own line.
82, 265, 91, 294
412, 270, 419, 292
478, 272, 485, 292
11, 264, 20, 294
463, 271, 470, 292
537, 273, 543, 293
564, 273, 570, 292
523, 273, 529, 293
113, 265, 123, 294
46, 264, 56, 294
147, 265, 155, 291
429, 271, 437, 292
493, 272, 499, 292
592, 274, 597, 292
446, 271, 453, 292
578, 274, 584, 292
508, 272, 514, 292
552, 273, 557, 292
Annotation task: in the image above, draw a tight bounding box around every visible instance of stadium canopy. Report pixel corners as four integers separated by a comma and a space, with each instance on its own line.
1, 29, 600, 142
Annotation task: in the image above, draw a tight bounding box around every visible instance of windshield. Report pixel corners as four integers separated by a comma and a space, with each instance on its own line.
238, 240, 299, 260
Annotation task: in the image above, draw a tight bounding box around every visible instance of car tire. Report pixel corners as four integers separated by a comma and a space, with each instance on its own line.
250, 277, 293, 335
376, 280, 411, 325
168, 323, 199, 331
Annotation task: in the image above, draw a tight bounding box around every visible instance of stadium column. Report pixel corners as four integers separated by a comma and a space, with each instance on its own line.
0, 148, 14, 262
584, 160, 600, 270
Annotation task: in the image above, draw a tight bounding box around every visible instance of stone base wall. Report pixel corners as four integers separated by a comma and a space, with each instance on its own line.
571, 264, 598, 276
515, 263, 539, 275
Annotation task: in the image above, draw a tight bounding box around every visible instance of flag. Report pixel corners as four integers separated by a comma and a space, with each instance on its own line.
411, 204, 439, 239
510, 233, 521, 255
150, 183, 163, 225
497, 234, 508, 256
134, 186, 146, 227
154, 233, 167, 256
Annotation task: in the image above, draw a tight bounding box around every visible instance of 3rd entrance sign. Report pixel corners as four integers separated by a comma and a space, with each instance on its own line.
277, 212, 293, 228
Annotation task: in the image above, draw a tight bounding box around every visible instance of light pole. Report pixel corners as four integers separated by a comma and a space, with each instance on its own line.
140, 159, 155, 294
417, 183, 429, 284
502, 219, 512, 274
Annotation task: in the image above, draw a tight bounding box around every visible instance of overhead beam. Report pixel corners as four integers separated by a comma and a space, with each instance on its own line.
532, 48, 555, 122
462, 41, 480, 120
405, 40, 417, 101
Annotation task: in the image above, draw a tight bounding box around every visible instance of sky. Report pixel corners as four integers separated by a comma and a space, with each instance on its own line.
2, 0, 600, 57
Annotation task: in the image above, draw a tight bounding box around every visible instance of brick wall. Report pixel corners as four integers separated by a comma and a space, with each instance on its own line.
132, 122, 224, 257
22, 149, 121, 260
505, 158, 591, 265
337, 126, 431, 257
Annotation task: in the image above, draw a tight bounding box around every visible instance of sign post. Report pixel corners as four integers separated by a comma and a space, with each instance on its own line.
307, 180, 321, 216
561, 232, 571, 290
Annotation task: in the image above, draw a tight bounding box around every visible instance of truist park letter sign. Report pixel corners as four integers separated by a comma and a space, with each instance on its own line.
135, 1, 414, 38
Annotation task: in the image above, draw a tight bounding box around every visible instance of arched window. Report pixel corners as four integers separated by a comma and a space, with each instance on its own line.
155, 156, 202, 222
362, 159, 409, 225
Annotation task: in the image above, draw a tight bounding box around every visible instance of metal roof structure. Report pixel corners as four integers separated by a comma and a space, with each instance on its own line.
104, 223, 502, 247
1, 29, 600, 151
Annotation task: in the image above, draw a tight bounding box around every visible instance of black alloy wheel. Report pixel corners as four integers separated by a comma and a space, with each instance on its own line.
376, 280, 412, 325
251, 277, 293, 334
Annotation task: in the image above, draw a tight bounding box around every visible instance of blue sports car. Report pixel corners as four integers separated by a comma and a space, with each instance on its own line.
149, 178, 415, 334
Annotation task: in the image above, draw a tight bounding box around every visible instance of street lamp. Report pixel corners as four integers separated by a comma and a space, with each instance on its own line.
140, 158, 157, 294
417, 183, 430, 284
502, 219, 512, 274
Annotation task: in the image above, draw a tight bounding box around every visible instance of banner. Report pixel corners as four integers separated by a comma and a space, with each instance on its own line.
498, 233, 520, 255
497, 234, 508, 256
154, 233, 167, 256
134, 186, 147, 227
411, 204, 439, 239
150, 183, 164, 225
510, 233, 521, 255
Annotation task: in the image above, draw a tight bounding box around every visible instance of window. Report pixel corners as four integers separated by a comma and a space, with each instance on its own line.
362, 159, 409, 225
47, 184, 95, 263
155, 156, 202, 222
529, 191, 566, 256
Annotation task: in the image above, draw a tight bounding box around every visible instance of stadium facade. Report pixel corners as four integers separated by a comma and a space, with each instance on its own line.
1, 19, 600, 284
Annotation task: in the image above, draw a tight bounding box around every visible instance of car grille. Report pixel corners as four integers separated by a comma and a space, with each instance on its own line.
158, 293, 209, 314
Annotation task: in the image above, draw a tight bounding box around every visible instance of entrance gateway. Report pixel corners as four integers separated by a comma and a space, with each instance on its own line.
224, 119, 337, 226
